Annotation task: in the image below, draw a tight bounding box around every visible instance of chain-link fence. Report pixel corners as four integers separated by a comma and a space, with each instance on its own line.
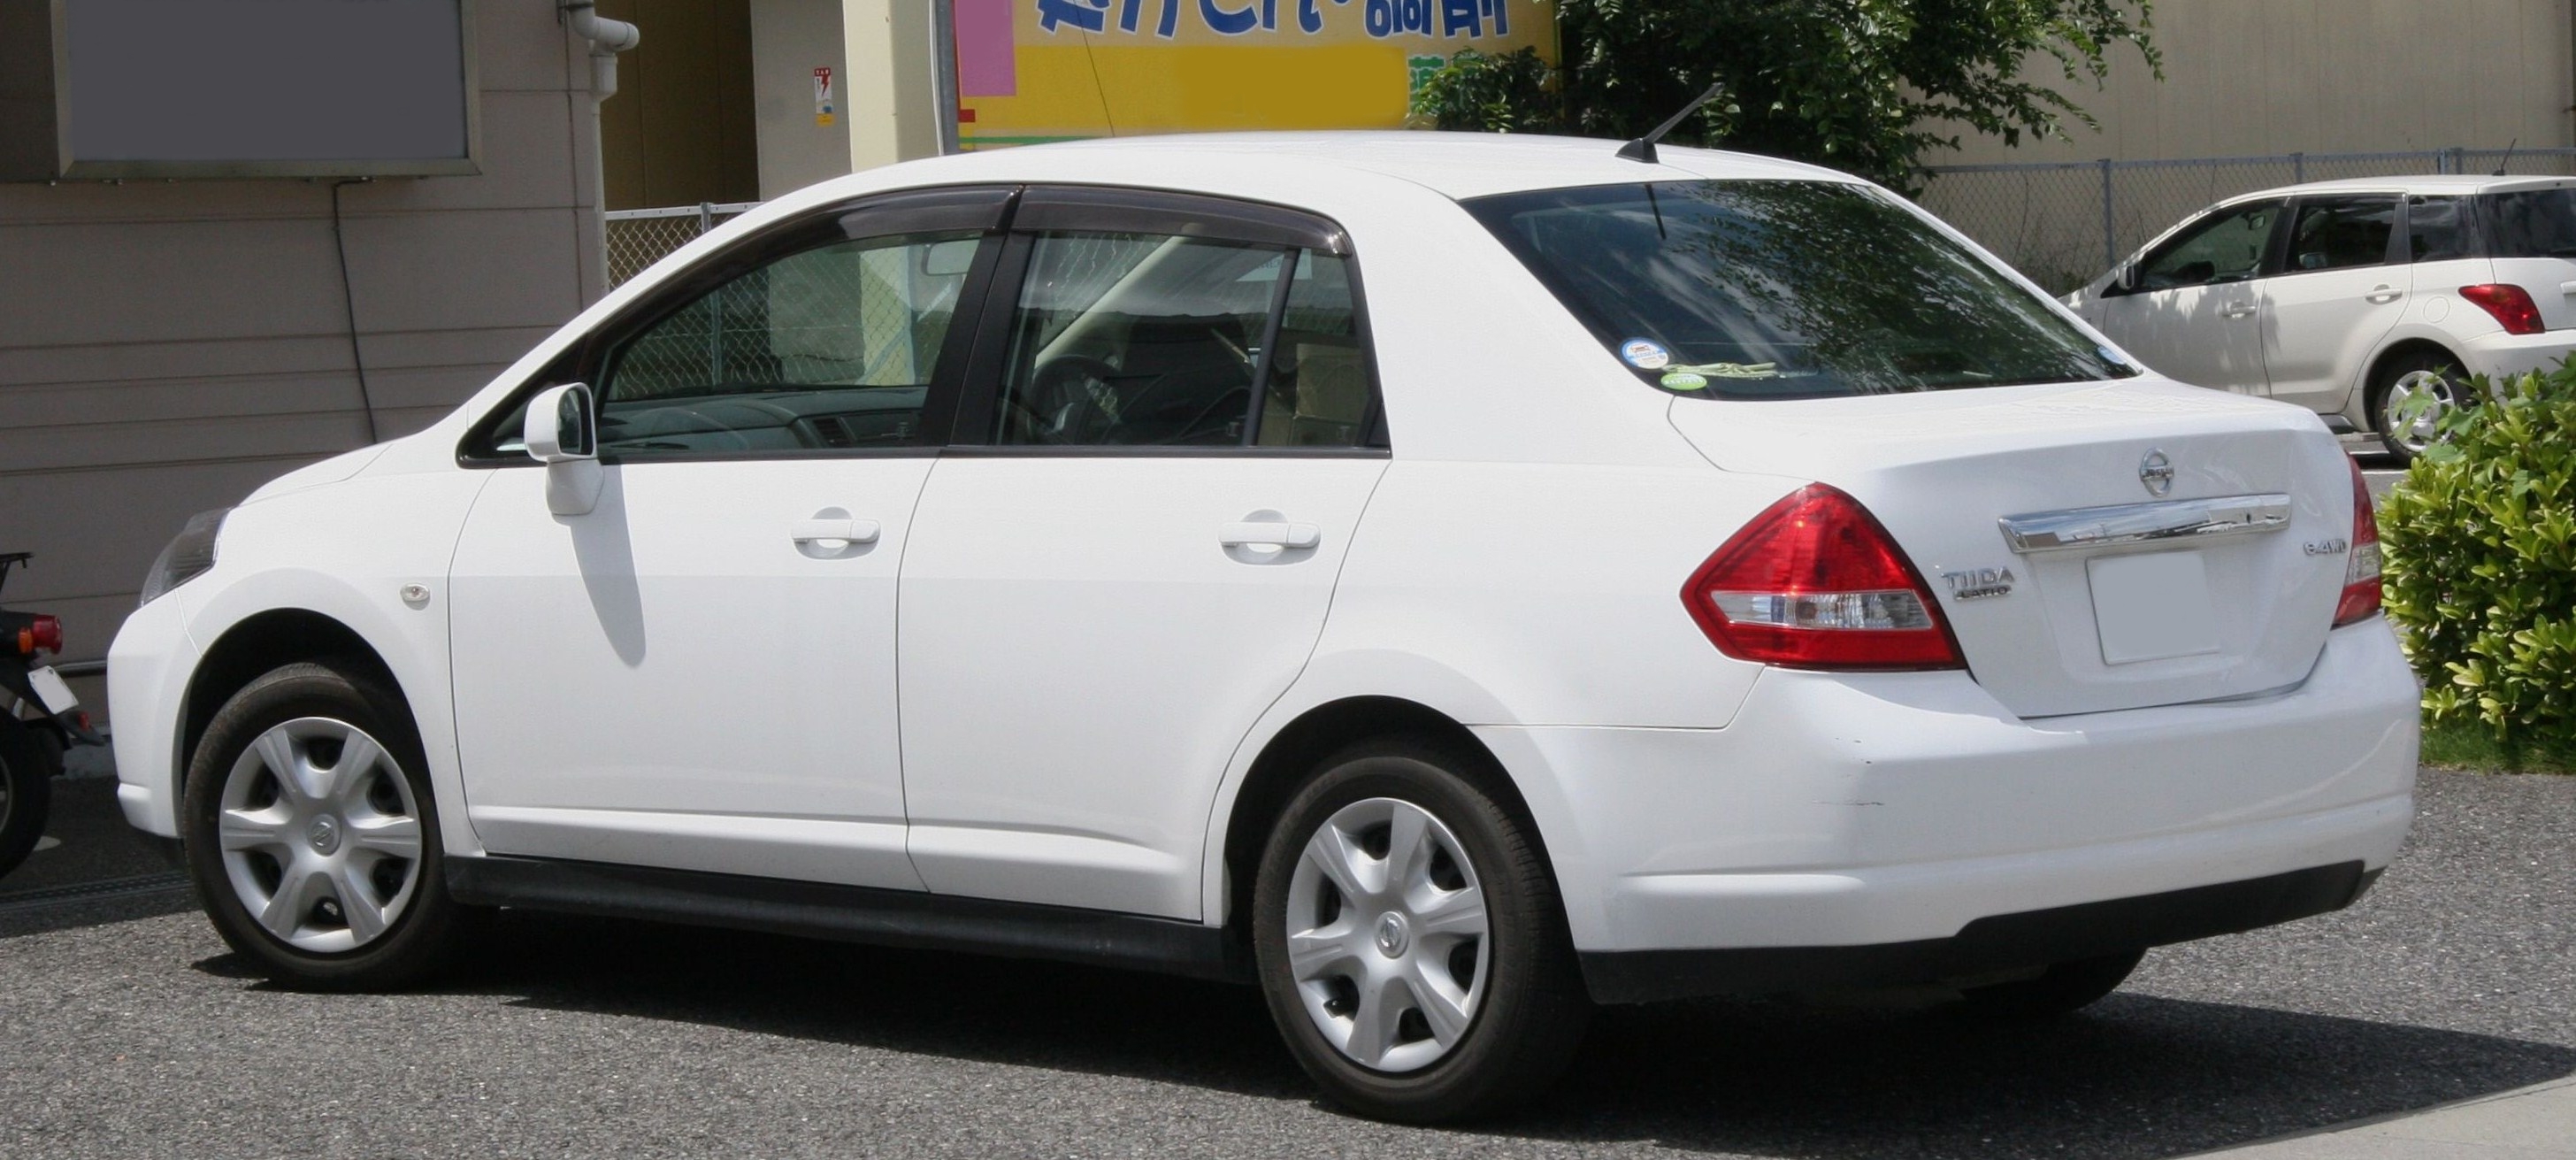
1920, 148, 2576, 295
603, 202, 760, 287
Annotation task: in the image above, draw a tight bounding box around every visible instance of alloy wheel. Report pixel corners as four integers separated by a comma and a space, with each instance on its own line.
1284, 796, 1491, 1073
214, 717, 423, 953
2380, 368, 2457, 457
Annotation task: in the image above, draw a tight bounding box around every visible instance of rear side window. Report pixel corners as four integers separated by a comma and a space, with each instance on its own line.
2284, 196, 2397, 273
1465, 181, 2135, 399
2407, 196, 2473, 262
2480, 188, 2576, 257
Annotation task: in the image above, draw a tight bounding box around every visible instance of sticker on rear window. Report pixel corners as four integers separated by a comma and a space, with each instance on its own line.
1621, 338, 1671, 370
1660, 371, 1709, 392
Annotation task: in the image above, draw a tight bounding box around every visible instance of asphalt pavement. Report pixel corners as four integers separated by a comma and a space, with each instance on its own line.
4, 744, 2571, 1159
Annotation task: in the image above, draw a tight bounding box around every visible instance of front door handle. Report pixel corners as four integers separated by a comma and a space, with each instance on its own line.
1219, 520, 1321, 549
2220, 303, 2258, 319
2365, 285, 2404, 303
792, 518, 881, 546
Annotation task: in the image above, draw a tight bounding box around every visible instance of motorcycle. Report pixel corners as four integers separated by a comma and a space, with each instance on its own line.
1, 552, 104, 879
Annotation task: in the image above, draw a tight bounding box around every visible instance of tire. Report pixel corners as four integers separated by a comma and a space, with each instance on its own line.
1959, 949, 2146, 1020
1252, 737, 1590, 1123
2369, 349, 2467, 464
0, 717, 60, 880
181, 662, 484, 990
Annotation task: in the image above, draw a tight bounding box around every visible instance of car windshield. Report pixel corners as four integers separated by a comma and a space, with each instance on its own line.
2480, 188, 2576, 257
1464, 181, 2138, 399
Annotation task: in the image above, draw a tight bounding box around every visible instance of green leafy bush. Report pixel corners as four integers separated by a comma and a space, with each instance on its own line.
1407, 47, 1561, 134
2381, 365, 2576, 744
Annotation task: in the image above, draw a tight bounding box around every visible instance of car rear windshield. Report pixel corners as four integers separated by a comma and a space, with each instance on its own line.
1464, 181, 2137, 399
2480, 188, 2576, 257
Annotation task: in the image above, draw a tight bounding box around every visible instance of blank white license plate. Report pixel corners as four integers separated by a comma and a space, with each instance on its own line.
2088, 550, 2222, 665
27, 665, 78, 714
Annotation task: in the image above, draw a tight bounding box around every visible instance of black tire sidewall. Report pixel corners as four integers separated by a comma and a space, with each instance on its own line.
0, 717, 57, 879
1251, 739, 1586, 1122
181, 662, 471, 990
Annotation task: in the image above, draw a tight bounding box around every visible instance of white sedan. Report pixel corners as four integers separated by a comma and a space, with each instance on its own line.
108, 133, 2418, 1123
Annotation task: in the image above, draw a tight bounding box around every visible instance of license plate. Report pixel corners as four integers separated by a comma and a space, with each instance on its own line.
27, 665, 78, 715
2088, 550, 2222, 665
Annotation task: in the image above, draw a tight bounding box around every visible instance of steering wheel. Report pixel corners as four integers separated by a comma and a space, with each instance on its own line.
1021, 355, 1122, 443
613, 403, 756, 451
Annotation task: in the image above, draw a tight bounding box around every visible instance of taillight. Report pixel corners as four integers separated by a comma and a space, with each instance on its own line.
1683, 484, 1964, 670
2460, 283, 2545, 335
2334, 457, 2382, 627
12, 614, 62, 656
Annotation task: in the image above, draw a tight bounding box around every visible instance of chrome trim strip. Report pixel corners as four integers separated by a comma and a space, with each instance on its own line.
1999, 493, 2293, 555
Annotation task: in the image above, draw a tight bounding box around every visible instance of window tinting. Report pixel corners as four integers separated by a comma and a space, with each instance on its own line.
2481, 188, 2576, 257
594, 231, 981, 457
2140, 201, 2281, 290
1465, 181, 2135, 400
2408, 196, 2473, 262
2284, 196, 2397, 273
994, 232, 1287, 447
1256, 250, 1371, 448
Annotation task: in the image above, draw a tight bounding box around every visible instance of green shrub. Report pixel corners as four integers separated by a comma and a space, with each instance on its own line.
2381, 365, 2576, 744
1407, 48, 1561, 134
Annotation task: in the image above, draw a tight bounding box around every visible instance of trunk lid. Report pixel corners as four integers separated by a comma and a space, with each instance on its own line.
1668, 379, 2356, 718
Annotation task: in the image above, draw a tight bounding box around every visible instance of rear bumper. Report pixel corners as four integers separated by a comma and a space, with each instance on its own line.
2457, 329, 2576, 382
1477, 622, 2419, 988
1581, 861, 2377, 1003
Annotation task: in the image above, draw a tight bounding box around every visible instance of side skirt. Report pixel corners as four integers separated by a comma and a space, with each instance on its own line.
448, 855, 1249, 984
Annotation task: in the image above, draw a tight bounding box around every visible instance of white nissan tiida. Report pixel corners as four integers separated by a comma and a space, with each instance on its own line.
109, 134, 2419, 1122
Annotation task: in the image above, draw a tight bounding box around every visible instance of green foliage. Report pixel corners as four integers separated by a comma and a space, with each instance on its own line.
2381, 365, 2576, 746
1407, 0, 2159, 191
1408, 47, 1560, 133
2419, 715, 2576, 775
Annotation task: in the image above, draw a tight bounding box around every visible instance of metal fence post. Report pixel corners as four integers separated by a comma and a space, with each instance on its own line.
2099, 158, 2116, 270
697, 201, 715, 239
2291, 151, 2304, 183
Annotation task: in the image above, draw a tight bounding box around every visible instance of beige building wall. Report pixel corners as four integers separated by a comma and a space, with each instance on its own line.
751, 0, 856, 198
1940, 0, 2576, 165
0, 1, 611, 713
843, 0, 944, 171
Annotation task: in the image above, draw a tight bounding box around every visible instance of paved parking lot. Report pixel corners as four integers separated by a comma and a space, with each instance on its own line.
2, 760, 2570, 1159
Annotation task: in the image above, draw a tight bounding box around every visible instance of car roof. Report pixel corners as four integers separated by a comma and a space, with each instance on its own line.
2225, 173, 2576, 200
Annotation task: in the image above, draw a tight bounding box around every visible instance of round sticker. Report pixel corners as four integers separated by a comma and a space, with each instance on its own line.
1660, 371, 1709, 392
1621, 338, 1671, 370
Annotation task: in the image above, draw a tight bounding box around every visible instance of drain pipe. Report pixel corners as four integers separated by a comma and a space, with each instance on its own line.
560, 1, 639, 297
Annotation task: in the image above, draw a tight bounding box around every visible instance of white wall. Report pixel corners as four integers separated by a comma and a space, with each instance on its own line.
750, 0, 854, 199
0, 0, 609, 711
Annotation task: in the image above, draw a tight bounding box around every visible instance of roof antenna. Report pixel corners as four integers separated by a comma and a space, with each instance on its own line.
2493, 138, 2518, 177
1617, 81, 1729, 165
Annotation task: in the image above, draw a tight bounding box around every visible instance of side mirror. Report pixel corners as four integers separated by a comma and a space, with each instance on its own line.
2112, 262, 2140, 294
522, 383, 603, 517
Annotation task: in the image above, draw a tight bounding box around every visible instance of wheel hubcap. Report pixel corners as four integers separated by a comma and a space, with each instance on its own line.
216, 718, 421, 954
2384, 369, 2457, 455
1284, 797, 1490, 1073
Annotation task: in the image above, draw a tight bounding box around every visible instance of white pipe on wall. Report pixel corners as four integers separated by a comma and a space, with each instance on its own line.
562, 0, 640, 101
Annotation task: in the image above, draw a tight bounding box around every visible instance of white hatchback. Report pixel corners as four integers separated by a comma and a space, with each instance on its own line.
109, 134, 2419, 1123
2066, 175, 2576, 459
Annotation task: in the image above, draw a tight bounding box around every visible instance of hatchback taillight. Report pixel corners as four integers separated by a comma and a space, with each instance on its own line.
2334, 457, 2382, 627
1683, 485, 1964, 670
2460, 283, 2545, 335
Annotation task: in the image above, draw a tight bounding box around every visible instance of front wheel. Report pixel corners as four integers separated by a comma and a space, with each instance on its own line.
181, 662, 484, 990
1252, 739, 1590, 1123
0, 718, 60, 879
2370, 350, 2468, 463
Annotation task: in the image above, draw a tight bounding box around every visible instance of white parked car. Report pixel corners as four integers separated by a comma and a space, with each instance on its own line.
2066, 174, 2576, 459
109, 134, 2418, 1123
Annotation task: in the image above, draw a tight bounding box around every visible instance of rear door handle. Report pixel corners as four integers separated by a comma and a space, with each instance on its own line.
2220, 303, 2258, 319
1219, 521, 1321, 549
792, 518, 880, 545
2365, 285, 2404, 303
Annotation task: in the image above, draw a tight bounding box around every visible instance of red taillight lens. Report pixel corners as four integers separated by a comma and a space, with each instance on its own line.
2334, 457, 2382, 627
2460, 283, 2545, 335
18, 615, 63, 655
1683, 484, 1964, 670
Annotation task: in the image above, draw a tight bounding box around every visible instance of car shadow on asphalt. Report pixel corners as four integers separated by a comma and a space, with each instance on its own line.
184, 907, 2576, 1158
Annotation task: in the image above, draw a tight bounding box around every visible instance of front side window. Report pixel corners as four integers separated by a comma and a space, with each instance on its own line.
594, 231, 982, 457
1465, 181, 2135, 400
993, 232, 1367, 447
2138, 201, 2282, 291
2283, 196, 2398, 273
2480, 188, 2576, 257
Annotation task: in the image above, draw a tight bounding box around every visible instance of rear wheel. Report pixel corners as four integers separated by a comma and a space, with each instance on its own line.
181, 662, 483, 989
1959, 949, 2146, 1019
1252, 739, 1590, 1123
2370, 350, 2467, 462
0, 717, 58, 879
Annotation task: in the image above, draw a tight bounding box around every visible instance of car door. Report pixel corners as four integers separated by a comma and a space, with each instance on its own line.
445, 188, 1010, 887
896, 188, 1390, 919
2259, 193, 2406, 411
2094, 199, 2283, 392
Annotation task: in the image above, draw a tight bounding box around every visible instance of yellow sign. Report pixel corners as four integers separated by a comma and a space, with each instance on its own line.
952, 0, 1557, 148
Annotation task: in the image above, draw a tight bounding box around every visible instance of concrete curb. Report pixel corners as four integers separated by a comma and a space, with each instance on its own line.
2184, 1074, 2576, 1157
